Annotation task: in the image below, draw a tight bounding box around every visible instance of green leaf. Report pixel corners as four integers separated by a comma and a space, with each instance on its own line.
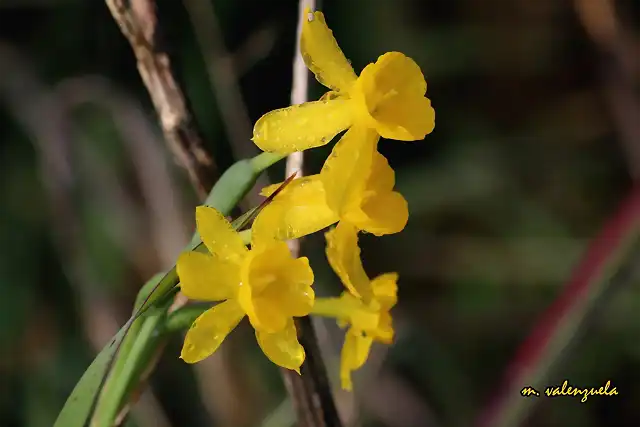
132, 272, 165, 314
53, 269, 169, 427
53, 318, 133, 427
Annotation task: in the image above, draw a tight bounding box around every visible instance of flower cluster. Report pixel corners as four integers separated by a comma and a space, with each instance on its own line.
176, 7, 434, 391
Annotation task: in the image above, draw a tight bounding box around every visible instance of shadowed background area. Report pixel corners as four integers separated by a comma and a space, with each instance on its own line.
0, 1, 639, 426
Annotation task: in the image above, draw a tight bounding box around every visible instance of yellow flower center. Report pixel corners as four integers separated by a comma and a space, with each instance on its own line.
239, 241, 315, 333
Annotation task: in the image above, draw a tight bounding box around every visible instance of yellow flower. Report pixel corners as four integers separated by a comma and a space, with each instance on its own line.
252, 7, 435, 156
312, 222, 398, 390
177, 206, 314, 372
253, 138, 408, 241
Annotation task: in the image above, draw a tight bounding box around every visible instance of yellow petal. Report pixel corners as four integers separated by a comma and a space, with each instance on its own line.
252, 100, 354, 154
177, 252, 239, 301
372, 311, 394, 344
259, 183, 283, 198
320, 125, 379, 215
372, 94, 435, 141
277, 256, 315, 317
340, 328, 373, 391
301, 8, 357, 93
366, 150, 395, 194
256, 319, 305, 371
196, 206, 248, 263
239, 242, 314, 332
354, 52, 434, 141
238, 248, 284, 332
248, 294, 289, 333
253, 176, 339, 243
370, 273, 398, 311
353, 191, 409, 236
341, 151, 407, 235
359, 52, 427, 102
325, 222, 371, 300
247, 241, 293, 290
180, 300, 245, 363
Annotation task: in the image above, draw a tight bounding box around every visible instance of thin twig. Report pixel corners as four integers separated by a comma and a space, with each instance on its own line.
105, 0, 217, 199
279, 2, 342, 427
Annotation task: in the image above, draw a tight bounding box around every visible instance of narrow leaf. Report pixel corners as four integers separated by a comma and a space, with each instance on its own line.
53, 318, 133, 427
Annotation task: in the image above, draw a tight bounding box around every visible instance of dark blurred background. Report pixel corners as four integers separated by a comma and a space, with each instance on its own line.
1, 1, 639, 426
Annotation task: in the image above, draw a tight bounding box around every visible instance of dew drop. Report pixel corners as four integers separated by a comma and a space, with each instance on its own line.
285, 224, 296, 239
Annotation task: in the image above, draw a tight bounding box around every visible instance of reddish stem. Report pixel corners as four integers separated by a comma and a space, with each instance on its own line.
476, 186, 640, 427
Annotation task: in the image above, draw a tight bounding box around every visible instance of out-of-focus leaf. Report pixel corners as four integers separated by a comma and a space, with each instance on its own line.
476, 188, 640, 427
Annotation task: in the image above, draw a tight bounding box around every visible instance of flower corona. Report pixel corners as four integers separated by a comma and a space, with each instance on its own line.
177, 206, 314, 372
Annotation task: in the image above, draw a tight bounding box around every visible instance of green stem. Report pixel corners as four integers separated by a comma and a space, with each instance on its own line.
310, 297, 351, 318
312, 297, 380, 331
